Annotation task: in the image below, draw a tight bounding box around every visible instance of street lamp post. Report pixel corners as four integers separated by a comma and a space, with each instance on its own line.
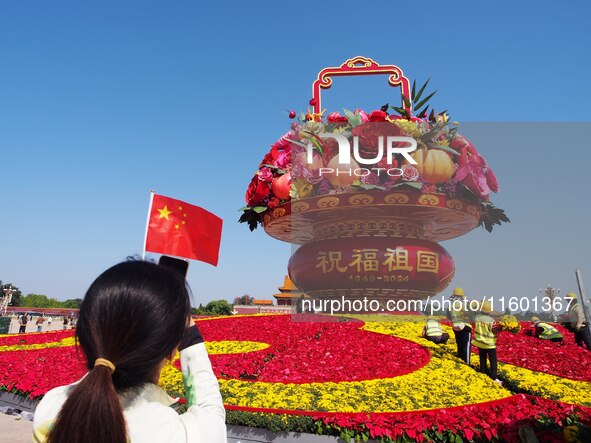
540, 284, 560, 322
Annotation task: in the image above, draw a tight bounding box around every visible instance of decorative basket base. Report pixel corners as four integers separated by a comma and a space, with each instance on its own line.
263, 191, 481, 244
263, 190, 477, 303
288, 236, 454, 302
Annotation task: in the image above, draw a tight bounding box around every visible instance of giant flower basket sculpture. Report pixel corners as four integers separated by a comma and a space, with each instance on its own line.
240, 57, 508, 303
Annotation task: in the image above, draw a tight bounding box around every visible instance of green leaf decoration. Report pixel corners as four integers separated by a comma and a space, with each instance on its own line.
393, 181, 423, 190
285, 138, 307, 148
252, 206, 268, 214
411, 80, 416, 100
478, 202, 510, 232
404, 181, 423, 190
427, 145, 460, 156
344, 108, 363, 127
301, 131, 325, 154
260, 164, 286, 174
419, 125, 443, 142
401, 93, 412, 109
413, 78, 431, 104
414, 91, 437, 113
392, 106, 411, 119
238, 209, 262, 231
355, 183, 386, 191
416, 105, 429, 118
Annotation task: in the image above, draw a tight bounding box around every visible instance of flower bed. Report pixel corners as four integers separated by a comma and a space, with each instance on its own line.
475, 322, 591, 408
495, 323, 591, 383
195, 315, 430, 383
1, 314, 590, 442
0, 346, 84, 398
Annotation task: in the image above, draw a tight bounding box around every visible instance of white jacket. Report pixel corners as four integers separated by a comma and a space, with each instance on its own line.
33, 343, 227, 442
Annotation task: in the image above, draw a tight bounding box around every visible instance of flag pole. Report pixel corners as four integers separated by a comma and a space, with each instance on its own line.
142, 190, 155, 260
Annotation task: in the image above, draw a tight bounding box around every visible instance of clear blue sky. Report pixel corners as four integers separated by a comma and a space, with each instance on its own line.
1, 1, 590, 306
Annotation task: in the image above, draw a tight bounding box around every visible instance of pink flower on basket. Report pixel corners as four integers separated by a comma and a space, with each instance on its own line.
271, 131, 293, 151
401, 165, 420, 182
354, 109, 370, 122
455, 159, 491, 199
274, 148, 291, 169
258, 167, 273, 183
361, 172, 379, 186
485, 166, 499, 193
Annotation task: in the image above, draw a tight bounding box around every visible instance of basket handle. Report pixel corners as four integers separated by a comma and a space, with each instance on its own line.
311, 56, 411, 115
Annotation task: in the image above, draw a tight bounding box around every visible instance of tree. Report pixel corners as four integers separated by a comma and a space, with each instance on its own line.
234, 294, 254, 305
205, 300, 233, 316
20, 294, 52, 308
1, 281, 22, 306
62, 299, 83, 309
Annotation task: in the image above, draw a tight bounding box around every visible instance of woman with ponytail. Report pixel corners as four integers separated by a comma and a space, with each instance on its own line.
32, 260, 227, 443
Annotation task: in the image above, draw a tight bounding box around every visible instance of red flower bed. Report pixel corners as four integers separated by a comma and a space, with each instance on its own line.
0, 330, 73, 347
313, 395, 591, 442
495, 323, 591, 382
0, 346, 85, 398
198, 315, 430, 382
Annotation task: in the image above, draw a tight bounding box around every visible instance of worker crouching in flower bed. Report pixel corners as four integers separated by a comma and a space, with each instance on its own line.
422, 316, 450, 344
531, 316, 563, 343
472, 301, 503, 385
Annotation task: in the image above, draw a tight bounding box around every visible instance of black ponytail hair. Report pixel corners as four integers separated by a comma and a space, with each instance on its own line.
47, 260, 191, 443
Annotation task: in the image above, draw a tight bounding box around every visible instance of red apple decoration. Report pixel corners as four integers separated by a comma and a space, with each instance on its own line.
271, 172, 292, 200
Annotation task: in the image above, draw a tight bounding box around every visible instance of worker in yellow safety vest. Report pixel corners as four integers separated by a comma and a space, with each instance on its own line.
422, 316, 450, 344
447, 287, 472, 364
531, 316, 563, 343
472, 301, 502, 384
567, 292, 591, 351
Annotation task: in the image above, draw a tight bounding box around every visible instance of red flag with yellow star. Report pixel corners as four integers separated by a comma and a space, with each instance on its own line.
144, 193, 223, 266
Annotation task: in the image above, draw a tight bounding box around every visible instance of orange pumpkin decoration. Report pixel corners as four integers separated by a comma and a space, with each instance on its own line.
409, 148, 454, 184
325, 155, 359, 188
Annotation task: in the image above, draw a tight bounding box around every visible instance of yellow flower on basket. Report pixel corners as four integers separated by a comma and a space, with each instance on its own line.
292, 179, 314, 199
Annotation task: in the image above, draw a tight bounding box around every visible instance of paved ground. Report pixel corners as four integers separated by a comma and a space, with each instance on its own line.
0, 412, 33, 443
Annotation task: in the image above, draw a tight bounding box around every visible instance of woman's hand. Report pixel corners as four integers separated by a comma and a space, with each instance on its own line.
179, 319, 204, 351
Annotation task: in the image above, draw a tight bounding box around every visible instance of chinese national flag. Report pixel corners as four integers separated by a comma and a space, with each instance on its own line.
145, 194, 223, 266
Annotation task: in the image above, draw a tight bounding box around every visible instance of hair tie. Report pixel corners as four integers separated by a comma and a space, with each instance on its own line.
94, 358, 116, 374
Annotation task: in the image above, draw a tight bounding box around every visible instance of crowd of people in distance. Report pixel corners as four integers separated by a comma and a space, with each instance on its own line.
16, 313, 77, 333
422, 287, 591, 385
